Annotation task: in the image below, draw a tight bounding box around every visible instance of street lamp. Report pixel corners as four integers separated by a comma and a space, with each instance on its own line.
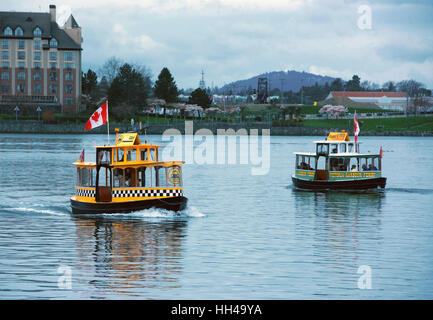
36, 106, 42, 121
14, 106, 19, 120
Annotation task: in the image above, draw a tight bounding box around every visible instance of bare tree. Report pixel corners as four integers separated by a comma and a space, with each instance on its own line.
98, 56, 124, 85
396, 79, 424, 97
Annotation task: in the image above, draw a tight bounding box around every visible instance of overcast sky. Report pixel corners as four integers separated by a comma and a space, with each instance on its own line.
3, 0, 433, 89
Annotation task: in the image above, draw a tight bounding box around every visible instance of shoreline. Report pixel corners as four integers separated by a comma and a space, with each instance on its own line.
0, 120, 432, 136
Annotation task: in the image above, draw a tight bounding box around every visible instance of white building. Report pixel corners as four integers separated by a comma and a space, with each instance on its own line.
326, 91, 408, 111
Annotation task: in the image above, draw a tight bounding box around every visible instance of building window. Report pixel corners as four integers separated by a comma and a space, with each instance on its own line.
33, 27, 42, 37
17, 71, 26, 80
49, 62, 57, 69
64, 52, 75, 61
17, 51, 25, 60
18, 61, 25, 68
49, 72, 57, 81
2, 61, 10, 68
65, 84, 73, 94
1, 51, 8, 60
49, 84, 58, 93
1, 84, 9, 93
15, 27, 24, 36
50, 38, 58, 48
65, 72, 73, 81
33, 62, 42, 69
64, 62, 75, 69
34, 84, 42, 93
17, 83, 26, 93
49, 51, 57, 60
33, 72, 42, 81
34, 40, 41, 50
4, 27, 12, 36
65, 97, 74, 105
1, 39, 9, 49
33, 51, 41, 60
1, 71, 9, 80
18, 40, 25, 49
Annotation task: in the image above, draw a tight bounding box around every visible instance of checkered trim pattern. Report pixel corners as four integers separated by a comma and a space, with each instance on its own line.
76, 188, 96, 198
112, 188, 183, 198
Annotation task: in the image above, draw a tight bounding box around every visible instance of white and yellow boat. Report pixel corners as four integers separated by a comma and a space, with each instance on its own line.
70, 129, 187, 214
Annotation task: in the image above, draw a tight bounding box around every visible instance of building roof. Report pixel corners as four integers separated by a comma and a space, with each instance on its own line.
0, 10, 81, 50
330, 91, 408, 98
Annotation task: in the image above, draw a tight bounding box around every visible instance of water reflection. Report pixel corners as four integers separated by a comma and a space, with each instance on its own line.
72, 216, 188, 297
292, 189, 385, 275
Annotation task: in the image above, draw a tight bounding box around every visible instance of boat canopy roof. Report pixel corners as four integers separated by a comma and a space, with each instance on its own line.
293, 151, 380, 158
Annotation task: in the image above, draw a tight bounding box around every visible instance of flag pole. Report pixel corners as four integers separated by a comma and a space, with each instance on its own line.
107, 100, 110, 145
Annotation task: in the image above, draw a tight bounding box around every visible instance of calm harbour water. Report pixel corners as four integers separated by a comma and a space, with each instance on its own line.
0, 133, 432, 299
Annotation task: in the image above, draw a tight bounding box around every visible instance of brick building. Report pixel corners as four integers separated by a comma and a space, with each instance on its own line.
0, 5, 83, 114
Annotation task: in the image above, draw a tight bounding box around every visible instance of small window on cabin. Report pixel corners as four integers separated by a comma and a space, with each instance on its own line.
330, 144, 338, 154
145, 166, 153, 186
137, 167, 147, 187
368, 158, 378, 171
167, 165, 182, 187
348, 143, 354, 153
309, 157, 316, 170
98, 150, 111, 165
117, 149, 124, 162
140, 149, 148, 161
126, 148, 137, 161
149, 148, 156, 161
125, 168, 137, 187
349, 158, 359, 172
98, 167, 110, 187
340, 144, 346, 153
113, 168, 124, 187
81, 168, 89, 187
317, 144, 329, 155
156, 167, 167, 187
90, 169, 96, 187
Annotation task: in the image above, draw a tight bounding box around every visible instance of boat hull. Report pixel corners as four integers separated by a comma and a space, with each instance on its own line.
70, 196, 188, 214
292, 176, 386, 190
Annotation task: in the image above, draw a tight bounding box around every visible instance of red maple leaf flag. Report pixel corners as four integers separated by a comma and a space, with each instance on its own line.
85, 102, 108, 130
354, 111, 360, 143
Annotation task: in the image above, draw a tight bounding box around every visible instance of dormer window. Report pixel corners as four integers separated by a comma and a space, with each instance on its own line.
15, 27, 23, 36
4, 26, 12, 36
33, 27, 42, 37
50, 38, 58, 48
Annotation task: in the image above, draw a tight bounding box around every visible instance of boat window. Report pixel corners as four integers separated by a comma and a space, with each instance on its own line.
117, 148, 124, 162
149, 148, 156, 161
330, 157, 347, 171
98, 167, 110, 187
297, 155, 313, 170
348, 143, 354, 153
167, 165, 182, 187
97, 150, 111, 165
316, 157, 327, 170
368, 158, 378, 171
125, 168, 137, 187
340, 143, 346, 153
309, 157, 316, 170
113, 168, 124, 187
349, 158, 359, 171
330, 144, 338, 154
77, 168, 94, 186
156, 166, 167, 187
126, 148, 137, 162
140, 149, 148, 161
137, 167, 146, 187
317, 144, 329, 156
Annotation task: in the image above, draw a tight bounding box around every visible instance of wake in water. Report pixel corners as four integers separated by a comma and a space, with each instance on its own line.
385, 187, 433, 195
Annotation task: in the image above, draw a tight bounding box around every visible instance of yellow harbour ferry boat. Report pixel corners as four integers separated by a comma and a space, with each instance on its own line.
292, 131, 386, 190
71, 129, 187, 214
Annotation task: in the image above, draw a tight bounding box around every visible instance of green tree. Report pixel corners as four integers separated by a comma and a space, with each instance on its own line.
154, 67, 178, 103
107, 63, 149, 109
82, 69, 98, 96
345, 75, 362, 91
188, 88, 212, 108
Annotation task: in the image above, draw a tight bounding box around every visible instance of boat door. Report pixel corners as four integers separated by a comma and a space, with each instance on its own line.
95, 148, 112, 202
314, 156, 328, 181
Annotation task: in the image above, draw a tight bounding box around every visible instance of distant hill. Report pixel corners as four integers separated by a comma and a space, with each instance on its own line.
221, 70, 336, 94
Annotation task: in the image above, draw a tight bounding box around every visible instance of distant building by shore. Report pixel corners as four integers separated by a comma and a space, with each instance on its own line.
0, 5, 83, 114
326, 91, 408, 111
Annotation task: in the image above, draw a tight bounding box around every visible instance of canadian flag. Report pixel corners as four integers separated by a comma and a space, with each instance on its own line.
85, 102, 108, 130
354, 111, 360, 143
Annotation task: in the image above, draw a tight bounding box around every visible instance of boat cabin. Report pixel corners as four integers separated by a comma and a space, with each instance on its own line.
294, 131, 382, 182
73, 131, 184, 203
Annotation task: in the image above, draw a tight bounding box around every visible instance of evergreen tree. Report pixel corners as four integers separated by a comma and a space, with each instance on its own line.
188, 88, 212, 108
82, 69, 98, 96
345, 75, 362, 91
154, 67, 178, 103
